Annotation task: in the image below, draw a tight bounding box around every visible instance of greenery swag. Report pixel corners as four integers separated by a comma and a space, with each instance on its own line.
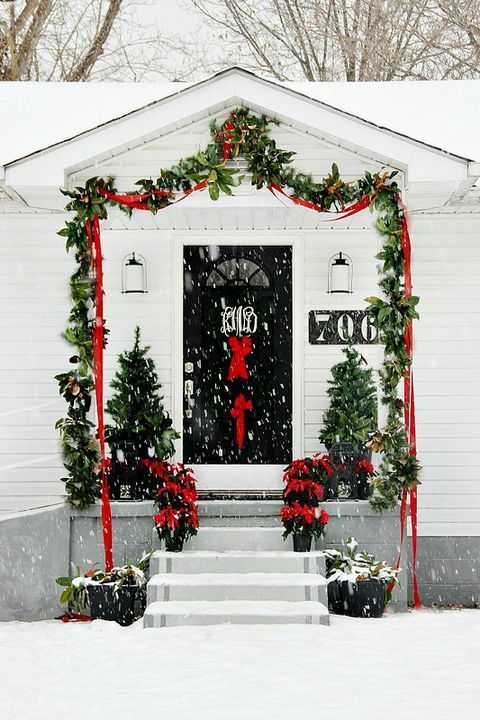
56, 107, 420, 511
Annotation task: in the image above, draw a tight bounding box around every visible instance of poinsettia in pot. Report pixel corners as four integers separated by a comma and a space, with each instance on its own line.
324, 537, 400, 618
144, 460, 199, 552
281, 455, 331, 552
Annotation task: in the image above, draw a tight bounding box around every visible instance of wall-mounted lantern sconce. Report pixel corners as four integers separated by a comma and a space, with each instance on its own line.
122, 252, 147, 294
328, 252, 353, 294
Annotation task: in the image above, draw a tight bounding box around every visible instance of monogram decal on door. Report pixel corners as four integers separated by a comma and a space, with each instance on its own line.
221, 306, 258, 336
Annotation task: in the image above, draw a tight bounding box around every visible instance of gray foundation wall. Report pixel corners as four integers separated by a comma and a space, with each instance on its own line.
408, 537, 480, 608
0, 505, 69, 621
1, 500, 479, 621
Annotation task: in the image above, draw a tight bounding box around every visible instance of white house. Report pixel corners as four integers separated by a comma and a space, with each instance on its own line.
1, 68, 480, 619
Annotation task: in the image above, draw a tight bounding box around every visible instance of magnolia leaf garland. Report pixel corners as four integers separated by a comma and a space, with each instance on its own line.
56, 108, 420, 511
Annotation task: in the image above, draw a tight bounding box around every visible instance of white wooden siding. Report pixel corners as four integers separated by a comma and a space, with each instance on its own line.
410, 214, 480, 535
302, 227, 382, 455
0, 218, 69, 511
0, 219, 174, 513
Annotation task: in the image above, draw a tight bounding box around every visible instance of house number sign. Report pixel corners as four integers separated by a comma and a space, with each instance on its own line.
308, 310, 378, 345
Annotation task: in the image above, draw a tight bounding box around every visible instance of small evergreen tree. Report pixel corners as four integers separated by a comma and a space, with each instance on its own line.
320, 345, 377, 450
106, 327, 179, 460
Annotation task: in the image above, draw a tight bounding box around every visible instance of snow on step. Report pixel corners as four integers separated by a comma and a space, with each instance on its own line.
150, 550, 326, 575
185, 527, 290, 552
144, 600, 330, 627
147, 572, 328, 603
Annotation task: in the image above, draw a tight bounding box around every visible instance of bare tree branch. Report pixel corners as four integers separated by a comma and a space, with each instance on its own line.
182, 0, 480, 81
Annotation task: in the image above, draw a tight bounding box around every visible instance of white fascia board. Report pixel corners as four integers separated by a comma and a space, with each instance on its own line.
468, 162, 480, 177
233, 75, 467, 184
4, 71, 468, 189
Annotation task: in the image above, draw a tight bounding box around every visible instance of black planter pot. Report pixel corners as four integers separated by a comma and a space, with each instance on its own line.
356, 475, 374, 500
355, 446, 374, 500
164, 536, 184, 552
87, 584, 138, 626
135, 587, 147, 619
328, 579, 386, 618
293, 533, 312, 552
108, 443, 152, 500
321, 484, 337, 501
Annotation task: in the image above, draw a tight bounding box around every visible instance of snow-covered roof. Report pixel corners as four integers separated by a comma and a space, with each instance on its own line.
1, 68, 479, 166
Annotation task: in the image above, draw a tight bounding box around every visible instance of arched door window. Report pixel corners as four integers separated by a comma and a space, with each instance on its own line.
206, 257, 271, 289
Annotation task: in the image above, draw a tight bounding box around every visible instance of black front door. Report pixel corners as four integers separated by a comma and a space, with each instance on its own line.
183, 245, 292, 464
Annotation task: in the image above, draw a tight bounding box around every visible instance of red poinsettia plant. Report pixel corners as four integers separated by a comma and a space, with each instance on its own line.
142, 460, 199, 552
281, 455, 331, 546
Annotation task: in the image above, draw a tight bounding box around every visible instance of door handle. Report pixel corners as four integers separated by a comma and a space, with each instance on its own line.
185, 379, 194, 401
185, 380, 194, 418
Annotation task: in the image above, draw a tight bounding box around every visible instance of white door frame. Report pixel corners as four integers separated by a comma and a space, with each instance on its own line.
172, 231, 304, 492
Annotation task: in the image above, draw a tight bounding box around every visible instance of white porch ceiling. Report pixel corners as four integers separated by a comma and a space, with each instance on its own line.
102, 191, 377, 232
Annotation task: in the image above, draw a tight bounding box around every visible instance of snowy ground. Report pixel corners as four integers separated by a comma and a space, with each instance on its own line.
0, 610, 478, 719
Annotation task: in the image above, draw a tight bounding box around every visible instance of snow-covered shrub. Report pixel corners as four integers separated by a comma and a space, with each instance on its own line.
324, 537, 399, 602
56, 552, 152, 615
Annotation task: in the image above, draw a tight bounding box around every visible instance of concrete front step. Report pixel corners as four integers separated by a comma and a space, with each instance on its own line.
198, 500, 282, 517
200, 515, 282, 527
150, 550, 327, 576
198, 500, 282, 526
144, 600, 330, 627
184, 526, 289, 552
147, 572, 329, 603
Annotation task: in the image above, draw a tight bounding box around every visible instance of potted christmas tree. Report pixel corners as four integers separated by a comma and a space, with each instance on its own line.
281, 456, 331, 551
320, 344, 377, 499
105, 327, 180, 500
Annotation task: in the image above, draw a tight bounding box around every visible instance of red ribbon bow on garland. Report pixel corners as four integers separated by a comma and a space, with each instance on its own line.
230, 393, 253, 450
227, 335, 252, 381
222, 120, 235, 160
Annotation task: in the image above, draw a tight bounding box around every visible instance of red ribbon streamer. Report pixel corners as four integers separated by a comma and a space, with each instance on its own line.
227, 336, 252, 381
400, 215, 421, 608
86, 216, 113, 573
83, 177, 208, 573
98, 180, 207, 211
230, 393, 253, 450
58, 612, 91, 623
268, 182, 373, 219
222, 120, 235, 160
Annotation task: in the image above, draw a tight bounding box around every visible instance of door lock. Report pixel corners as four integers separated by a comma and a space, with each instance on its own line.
185, 362, 194, 374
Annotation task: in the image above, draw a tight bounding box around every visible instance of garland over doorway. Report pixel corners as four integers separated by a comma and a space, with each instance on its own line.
56, 108, 421, 603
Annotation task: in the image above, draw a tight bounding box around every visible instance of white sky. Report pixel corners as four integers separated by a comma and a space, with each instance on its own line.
135, 0, 199, 35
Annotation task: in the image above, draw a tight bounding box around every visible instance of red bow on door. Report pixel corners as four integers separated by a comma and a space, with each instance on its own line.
230, 393, 253, 450
227, 336, 252, 381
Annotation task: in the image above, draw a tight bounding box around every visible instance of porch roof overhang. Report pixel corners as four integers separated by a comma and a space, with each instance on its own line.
0, 68, 477, 215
